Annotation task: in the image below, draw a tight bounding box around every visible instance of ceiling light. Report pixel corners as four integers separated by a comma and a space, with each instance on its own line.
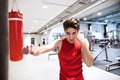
30, 27, 34, 29
83, 18, 87, 20
105, 19, 108, 23
97, 12, 102, 16
42, 0, 48, 8
42, 5, 48, 8
33, 20, 39, 23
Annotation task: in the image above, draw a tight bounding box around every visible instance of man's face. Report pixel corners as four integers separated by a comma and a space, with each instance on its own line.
65, 28, 79, 44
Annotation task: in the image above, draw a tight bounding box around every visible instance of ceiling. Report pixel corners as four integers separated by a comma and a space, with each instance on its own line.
78, 0, 120, 24
8, 0, 78, 33
8, 0, 120, 34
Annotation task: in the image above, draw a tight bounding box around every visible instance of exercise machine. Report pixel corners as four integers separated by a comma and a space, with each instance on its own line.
94, 39, 112, 62
105, 56, 120, 71
105, 29, 120, 71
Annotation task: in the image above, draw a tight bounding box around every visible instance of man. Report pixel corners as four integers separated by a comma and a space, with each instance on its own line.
23, 18, 94, 80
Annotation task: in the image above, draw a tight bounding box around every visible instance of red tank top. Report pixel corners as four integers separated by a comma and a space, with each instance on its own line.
58, 38, 84, 80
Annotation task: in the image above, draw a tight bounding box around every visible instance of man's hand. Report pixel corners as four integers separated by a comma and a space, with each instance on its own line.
22, 46, 29, 54
77, 33, 89, 48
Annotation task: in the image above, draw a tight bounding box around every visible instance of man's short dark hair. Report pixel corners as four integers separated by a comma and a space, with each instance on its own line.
63, 18, 80, 31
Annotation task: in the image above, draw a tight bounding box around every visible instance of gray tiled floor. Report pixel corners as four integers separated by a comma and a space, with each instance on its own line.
9, 51, 120, 80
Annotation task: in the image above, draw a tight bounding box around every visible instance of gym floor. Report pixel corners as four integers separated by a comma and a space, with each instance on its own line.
9, 49, 120, 80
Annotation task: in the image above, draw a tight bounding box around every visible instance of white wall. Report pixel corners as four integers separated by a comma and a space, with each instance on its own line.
23, 34, 40, 46
91, 24, 104, 39
107, 23, 117, 39
80, 23, 105, 39
47, 24, 64, 43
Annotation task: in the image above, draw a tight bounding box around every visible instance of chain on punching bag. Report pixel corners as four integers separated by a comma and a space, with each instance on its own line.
9, 0, 23, 61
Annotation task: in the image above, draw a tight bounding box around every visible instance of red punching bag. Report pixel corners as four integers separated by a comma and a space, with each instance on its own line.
9, 3, 23, 61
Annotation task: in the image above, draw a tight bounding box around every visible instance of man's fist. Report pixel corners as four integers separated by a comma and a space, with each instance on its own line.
22, 45, 35, 55
22, 46, 29, 54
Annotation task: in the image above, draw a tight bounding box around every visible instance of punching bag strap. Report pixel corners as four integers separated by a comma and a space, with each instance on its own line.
11, 0, 20, 12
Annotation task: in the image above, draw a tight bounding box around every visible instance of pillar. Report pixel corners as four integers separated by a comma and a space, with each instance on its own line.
0, 0, 8, 80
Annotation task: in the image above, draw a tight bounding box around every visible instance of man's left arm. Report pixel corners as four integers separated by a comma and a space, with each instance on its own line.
78, 35, 94, 67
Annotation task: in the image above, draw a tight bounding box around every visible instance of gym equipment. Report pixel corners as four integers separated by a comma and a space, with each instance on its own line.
105, 57, 120, 71
94, 40, 112, 62
80, 30, 95, 51
48, 51, 58, 60
95, 30, 120, 71
105, 29, 120, 71
89, 35, 95, 51
107, 29, 120, 45
9, 0, 23, 61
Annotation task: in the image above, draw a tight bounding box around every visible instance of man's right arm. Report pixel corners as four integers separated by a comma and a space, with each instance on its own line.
22, 39, 61, 56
